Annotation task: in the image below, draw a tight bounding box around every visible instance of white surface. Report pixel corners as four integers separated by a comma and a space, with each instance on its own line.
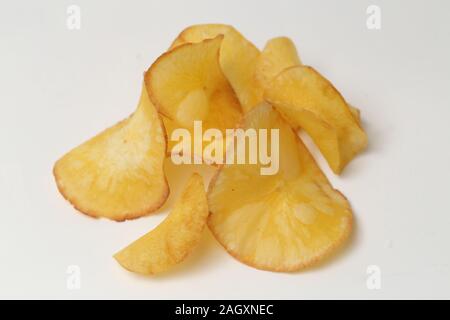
1, 0, 450, 299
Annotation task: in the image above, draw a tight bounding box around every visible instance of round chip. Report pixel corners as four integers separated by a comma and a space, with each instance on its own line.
114, 173, 208, 275
53, 86, 169, 221
208, 103, 353, 271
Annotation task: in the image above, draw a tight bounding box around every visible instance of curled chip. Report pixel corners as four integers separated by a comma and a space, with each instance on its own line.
265, 66, 368, 174
348, 104, 361, 124
53, 86, 169, 221
208, 103, 352, 272
146, 36, 242, 163
257, 37, 361, 124
170, 24, 263, 112
255, 36, 302, 90
114, 173, 208, 275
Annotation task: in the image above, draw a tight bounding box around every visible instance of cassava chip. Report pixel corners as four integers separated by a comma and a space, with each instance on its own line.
145, 36, 242, 163
53, 85, 169, 221
348, 104, 361, 124
114, 173, 208, 275
264, 66, 368, 174
255, 36, 302, 90
170, 24, 263, 112
207, 103, 352, 272
257, 37, 361, 124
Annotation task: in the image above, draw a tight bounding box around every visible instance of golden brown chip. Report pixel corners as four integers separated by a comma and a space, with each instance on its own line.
265, 66, 368, 173
53, 85, 169, 221
208, 103, 353, 271
145, 36, 242, 164
114, 173, 208, 275
256, 37, 362, 125
170, 24, 263, 112
255, 36, 301, 89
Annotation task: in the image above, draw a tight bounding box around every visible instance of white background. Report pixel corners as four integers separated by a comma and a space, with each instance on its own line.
1, 0, 449, 299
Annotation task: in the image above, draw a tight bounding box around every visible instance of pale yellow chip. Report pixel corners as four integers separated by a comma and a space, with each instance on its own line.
53, 85, 169, 221
256, 37, 361, 124
264, 66, 368, 174
146, 36, 242, 164
114, 173, 208, 275
208, 103, 352, 272
170, 24, 263, 112
255, 37, 302, 90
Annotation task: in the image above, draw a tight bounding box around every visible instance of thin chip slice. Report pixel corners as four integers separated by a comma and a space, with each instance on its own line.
146, 36, 242, 163
256, 37, 361, 124
170, 24, 263, 112
114, 173, 208, 275
265, 66, 368, 174
53, 85, 169, 221
208, 103, 352, 272
348, 104, 361, 123
255, 37, 302, 90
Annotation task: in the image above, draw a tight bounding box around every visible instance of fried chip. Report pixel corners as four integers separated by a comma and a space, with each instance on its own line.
257, 37, 361, 125
170, 24, 263, 112
53, 86, 169, 221
208, 103, 352, 271
265, 66, 368, 173
255, 36, 302, 89
114, 173, 208, 274
146, 36, 242, 163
